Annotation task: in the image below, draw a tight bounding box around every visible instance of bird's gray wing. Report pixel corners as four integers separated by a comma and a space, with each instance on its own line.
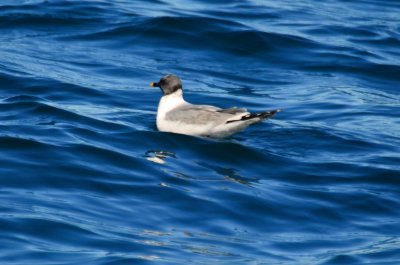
165, 105, 243, 125
216, 107, 247, 114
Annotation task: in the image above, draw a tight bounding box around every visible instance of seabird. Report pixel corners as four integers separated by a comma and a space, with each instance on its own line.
150, 74, 280, 138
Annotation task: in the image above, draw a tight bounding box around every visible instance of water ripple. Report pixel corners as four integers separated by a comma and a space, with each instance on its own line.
0, 0, 400, 264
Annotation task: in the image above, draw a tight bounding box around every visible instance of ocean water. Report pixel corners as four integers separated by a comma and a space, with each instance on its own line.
1, 0, 400, 264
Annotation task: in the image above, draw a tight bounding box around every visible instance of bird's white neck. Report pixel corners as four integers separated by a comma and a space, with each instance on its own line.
157, 89, 187, 117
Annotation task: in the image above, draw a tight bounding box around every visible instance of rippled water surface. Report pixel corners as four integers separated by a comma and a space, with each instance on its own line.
1, 0, 400, 264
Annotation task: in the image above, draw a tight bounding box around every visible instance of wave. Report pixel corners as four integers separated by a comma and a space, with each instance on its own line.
305, 25, 380, 38
1, 1, 400, 264
0, 1, 115, 27
1, 95, 130, 132
302, 62, 400, 84
67, 15, 321, 59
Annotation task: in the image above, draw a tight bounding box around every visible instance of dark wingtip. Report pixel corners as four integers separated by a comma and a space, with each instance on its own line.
262, 109, 281, 119
226, 108, 281, 124
269, 109, 282, 115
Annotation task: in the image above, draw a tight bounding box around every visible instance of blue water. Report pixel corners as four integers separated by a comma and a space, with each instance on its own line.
1, 0, 400, 264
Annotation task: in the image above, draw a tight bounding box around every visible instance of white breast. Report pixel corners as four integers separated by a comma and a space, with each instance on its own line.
156, 90, 188, 132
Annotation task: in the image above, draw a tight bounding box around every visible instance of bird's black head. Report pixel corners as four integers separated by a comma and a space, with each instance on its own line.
150, 74, 182, 95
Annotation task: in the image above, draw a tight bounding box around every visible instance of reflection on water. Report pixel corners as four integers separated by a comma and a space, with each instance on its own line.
148, 148, 260, 186
145, 150, 176, 164
197, 162, 259, 186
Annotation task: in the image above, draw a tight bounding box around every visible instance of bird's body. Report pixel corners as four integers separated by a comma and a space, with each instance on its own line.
151, 75, 280, 138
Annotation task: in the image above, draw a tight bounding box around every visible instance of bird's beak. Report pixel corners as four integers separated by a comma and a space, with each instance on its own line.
150, 82, 159, 87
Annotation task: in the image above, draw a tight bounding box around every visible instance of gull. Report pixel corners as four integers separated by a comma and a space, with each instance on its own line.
150, 74, 280, 138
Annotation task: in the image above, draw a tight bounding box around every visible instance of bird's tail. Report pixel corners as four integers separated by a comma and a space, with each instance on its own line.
226, 109, 281, 124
